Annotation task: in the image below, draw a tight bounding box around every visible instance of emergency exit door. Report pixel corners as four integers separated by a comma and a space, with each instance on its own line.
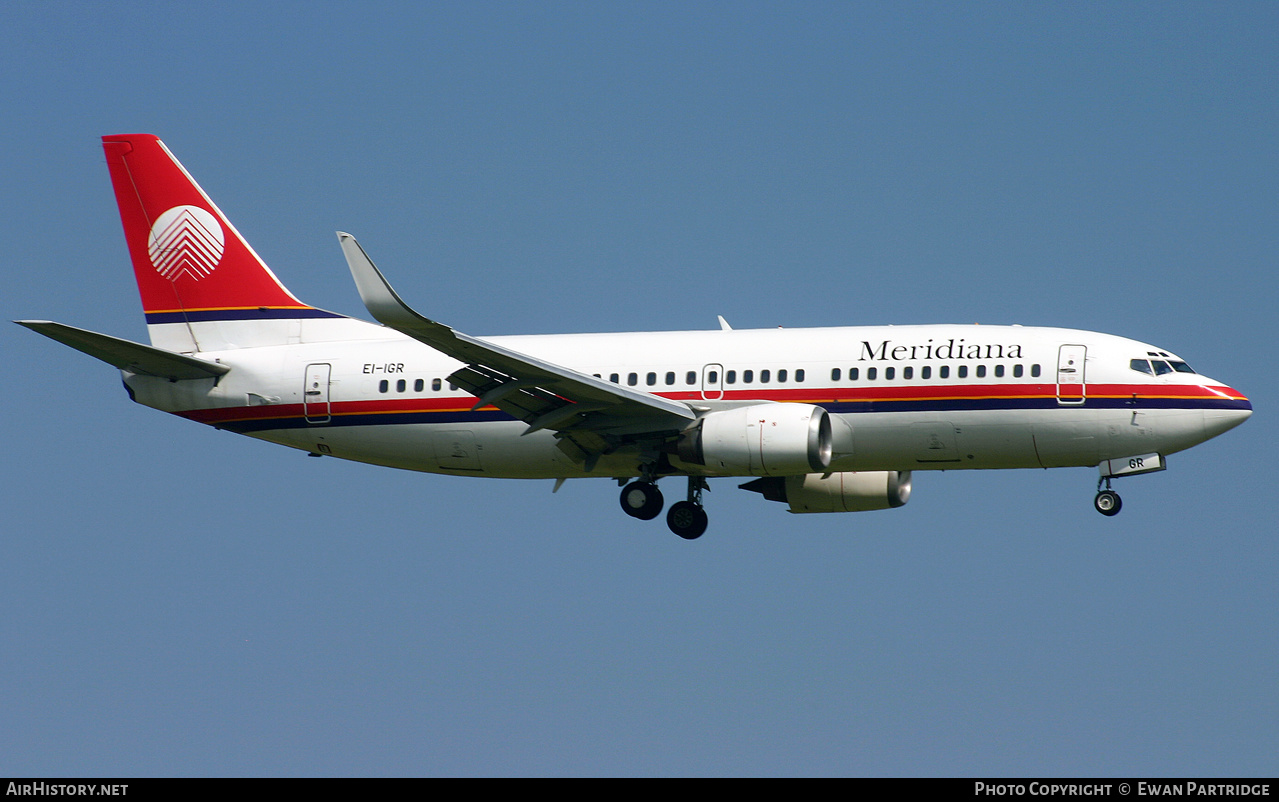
304, 363, 331, 423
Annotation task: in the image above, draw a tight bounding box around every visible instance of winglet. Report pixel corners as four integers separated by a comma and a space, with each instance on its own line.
336, 232, 521, 369
336, 232, 452, 340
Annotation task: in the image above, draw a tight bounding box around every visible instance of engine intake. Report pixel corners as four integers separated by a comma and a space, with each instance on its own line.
740, 471, 912, 513
677, 403, 832, 476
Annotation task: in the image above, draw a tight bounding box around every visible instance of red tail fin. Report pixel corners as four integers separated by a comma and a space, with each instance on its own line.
102, 134, 313, 324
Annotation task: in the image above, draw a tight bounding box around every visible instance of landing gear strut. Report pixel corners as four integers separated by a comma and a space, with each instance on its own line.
1094, 477, 1122, 516
666, 478, 709, 540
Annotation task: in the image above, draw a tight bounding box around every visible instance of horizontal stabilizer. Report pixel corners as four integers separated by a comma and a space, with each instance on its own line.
15, 320, 230, 380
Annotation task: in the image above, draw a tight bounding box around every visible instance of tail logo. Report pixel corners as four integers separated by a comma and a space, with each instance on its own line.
148, 205, 225, 282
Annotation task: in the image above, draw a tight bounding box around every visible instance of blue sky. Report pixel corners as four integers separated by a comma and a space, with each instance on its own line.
3, 1, 1275, 776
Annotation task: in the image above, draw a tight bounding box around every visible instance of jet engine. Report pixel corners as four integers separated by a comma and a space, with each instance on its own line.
676, 403, 832, 476
740, 471, 912, 513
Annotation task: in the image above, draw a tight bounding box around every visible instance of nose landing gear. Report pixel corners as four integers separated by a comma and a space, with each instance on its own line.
1094, 477, 1122, 516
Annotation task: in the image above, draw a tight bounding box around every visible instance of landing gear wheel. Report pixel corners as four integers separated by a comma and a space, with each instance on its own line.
666, 501, 708, 540
620, 481, 663, 520
1094, 490, 1122, 516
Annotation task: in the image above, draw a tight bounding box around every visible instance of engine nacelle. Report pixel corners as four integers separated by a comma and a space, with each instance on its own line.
677, 403, 832, 476
740, 471, 912, 513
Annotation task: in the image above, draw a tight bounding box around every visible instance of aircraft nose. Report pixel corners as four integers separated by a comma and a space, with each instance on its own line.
1202, 385, 1251, 439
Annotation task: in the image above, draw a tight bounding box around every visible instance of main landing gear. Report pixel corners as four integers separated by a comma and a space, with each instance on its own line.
619, 476, 709, 539
619, 480, 663, 520
1094, 477, 1122, 517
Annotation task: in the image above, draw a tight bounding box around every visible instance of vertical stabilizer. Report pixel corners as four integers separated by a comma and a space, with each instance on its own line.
102, 134, 338, 352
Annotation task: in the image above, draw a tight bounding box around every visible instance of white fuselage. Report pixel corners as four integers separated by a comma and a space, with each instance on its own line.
122, 318, 1251, 482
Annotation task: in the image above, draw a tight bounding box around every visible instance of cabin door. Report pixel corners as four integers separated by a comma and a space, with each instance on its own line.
1056, 345, 1086, 405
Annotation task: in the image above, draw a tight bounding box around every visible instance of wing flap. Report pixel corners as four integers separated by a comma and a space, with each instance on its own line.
452, 364, 571, 422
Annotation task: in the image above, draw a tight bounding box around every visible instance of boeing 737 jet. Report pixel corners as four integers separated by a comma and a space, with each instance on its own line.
18, 134, 1252, 538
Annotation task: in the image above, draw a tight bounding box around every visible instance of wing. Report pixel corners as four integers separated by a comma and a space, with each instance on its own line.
337, 233, 695, 465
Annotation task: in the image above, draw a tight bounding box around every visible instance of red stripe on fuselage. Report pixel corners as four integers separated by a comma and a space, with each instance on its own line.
171, 382, 1244, 428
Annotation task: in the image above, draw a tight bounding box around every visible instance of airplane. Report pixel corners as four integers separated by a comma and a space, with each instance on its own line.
17, 134, 1252, 539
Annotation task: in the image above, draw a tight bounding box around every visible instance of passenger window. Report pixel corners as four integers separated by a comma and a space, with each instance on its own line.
994, 365, 1005, 378
903, 366, 913, 380
627, 373, 638, 386
976, 365, 986, 378
665, 371, 675, 385
743, 370, 753, 384
379, 380, 389, 393
726, 370, 736, 384
610, 373, 619, 384
884, 367, 895, 380
685, 371, 696, 385
957, 366, 968, 379
646, 372, 657, 386
777, 369, 787, 383
867, 367, 877, 381
396, 379, 406, 392
849, 368, 859, 381
940, 366, 950, 379
1130, 359, 1153, 376
1031, 364, 1041, 378
707, 371, 718, 384
433, 378, 442, 391
921, 366, 931, 380
1013, 364, 1024, 378
760, 369, 770, 383
414, 378, 425, 392
831, 368, 841, 381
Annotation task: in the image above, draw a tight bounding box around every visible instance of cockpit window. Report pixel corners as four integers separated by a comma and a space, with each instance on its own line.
1130, 359, 1154, 375
1132, 357, 1197, 376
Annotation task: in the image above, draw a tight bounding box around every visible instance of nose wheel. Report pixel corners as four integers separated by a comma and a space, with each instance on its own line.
1094, 490, 1122, 516
1094, 478, 1122, 516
